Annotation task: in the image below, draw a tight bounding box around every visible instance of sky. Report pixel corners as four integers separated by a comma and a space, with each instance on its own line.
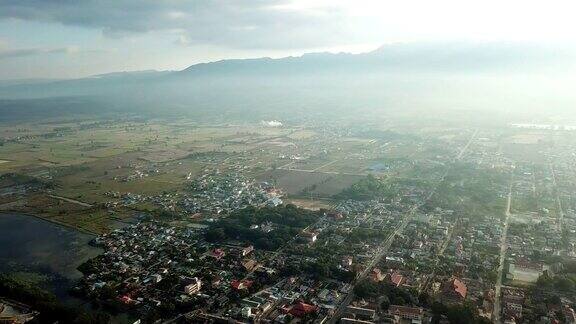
1, 0, 576, 80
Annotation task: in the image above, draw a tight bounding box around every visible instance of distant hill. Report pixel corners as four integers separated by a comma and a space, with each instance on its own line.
0, 42, 573, 122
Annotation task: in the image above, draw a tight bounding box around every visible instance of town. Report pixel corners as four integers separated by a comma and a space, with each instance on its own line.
2, 117, 576, 324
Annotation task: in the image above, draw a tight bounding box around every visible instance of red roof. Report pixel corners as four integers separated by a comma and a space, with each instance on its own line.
289, 302, 317, 317
231, 279, 253, 290
445, 278, 467, 299
326, 211, 343, 219
119, 295, 134, 304
371, 268, 385, 282
387, 271, 405, 286
212, 248, 225, 258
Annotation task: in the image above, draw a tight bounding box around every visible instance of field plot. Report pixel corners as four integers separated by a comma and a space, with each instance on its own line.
50, 157, 205, 203
316, 157, 411, 175
309, 174, 364, 197
281, 158, 334, 172
284, 198, 332, 210
5, 194, 135, 234
256, 169, 332, 195
256, 169, 363, 198
140, 147, 191, 163
286, 129, 317, 140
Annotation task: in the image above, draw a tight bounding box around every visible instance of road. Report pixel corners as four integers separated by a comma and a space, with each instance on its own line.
419, 219, 458, 294
327, 129, 478, 323
493, 177, 513, 324
327, 208, 413, 323
48, 194, 93, 207
549, 163, 565, 233
276, 166, 366, 177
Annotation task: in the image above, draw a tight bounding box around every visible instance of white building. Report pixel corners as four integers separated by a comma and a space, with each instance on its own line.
184, 277, 202, 295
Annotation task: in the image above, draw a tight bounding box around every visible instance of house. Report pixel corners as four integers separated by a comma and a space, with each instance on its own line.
514, 258, 543, 272
145, 274, 162, 284
370, 268, 385, 282
345, 306, 376, 320
184, 277, 201, 295
302, 231, 318, 243
563, 305, 576, 324
326, 211, 344, 220
0, 300, 38, 324
385, 271, 405, 287
241, 306, 252, 318
385, 256, 405, 268
340, 319, 375, 324
440, 277, 467, 304
482, 289, 495, 313
285, 302, 317, 317
388, 305, 424, 321
267, 197, 283, 207
231, 279, 253, 291
242, 259, 260, 272
119, 295, 135, 305
501, 287, 524, 318
211, 248, 226, 260
502, 288, 524, 305
211, 276, 222, 287
241, 245, 254, 257
342, 256, 353, 267
504, 302, 522, 319
260, 222, 274, 233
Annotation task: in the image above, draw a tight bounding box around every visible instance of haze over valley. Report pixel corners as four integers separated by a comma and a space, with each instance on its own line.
1, 1, 576, 324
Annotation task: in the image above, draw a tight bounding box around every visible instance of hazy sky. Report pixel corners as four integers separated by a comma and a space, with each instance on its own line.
1, 0, 576, 79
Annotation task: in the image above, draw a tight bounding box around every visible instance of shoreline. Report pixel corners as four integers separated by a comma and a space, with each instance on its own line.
0, 210, 99, 236
0, 212, 103, 303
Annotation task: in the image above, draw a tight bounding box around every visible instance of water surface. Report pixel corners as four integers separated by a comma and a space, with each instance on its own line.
0, 213, 102, 301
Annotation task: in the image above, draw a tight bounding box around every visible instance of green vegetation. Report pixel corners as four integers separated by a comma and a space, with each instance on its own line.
0, 172, 54, 189
335, 174, 394, 201
0, 274, 110, 324
431, 301, 491, 324
424, 162, 508, 219
205, 204, 319, 250
347, 227, 389, 243
354, 279, 418, 306
281, 258, 356, 282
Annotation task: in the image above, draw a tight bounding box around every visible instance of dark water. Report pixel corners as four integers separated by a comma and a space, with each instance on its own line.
0, 213, 103, 302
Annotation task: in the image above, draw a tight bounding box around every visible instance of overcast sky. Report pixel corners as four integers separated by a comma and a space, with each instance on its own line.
1, 0, 576, 80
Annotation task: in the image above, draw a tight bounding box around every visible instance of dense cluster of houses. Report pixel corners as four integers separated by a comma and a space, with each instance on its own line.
184, 171, 282, 214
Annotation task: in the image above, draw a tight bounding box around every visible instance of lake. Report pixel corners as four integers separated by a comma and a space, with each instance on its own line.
0, 213, 103, 302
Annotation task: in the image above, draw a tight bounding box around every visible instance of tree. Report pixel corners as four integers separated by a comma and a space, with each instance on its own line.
392, 296, 406, 306
354, 280, 378, 299
379, 295, 391, 311
205, 227, 226, 242
554, 276, 575, 292
431, 301, 447, 316
446, 303, 478, 324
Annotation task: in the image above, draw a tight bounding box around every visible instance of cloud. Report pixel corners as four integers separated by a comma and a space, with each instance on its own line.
0, 45, 89, 60
0, 0, 352, 49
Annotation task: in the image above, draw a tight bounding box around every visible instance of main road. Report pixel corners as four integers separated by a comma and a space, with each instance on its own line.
327, 129, 478, 323
493, 175, 513, 324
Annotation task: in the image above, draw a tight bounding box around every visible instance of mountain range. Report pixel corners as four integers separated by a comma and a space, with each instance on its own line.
0, 42, 574, 122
